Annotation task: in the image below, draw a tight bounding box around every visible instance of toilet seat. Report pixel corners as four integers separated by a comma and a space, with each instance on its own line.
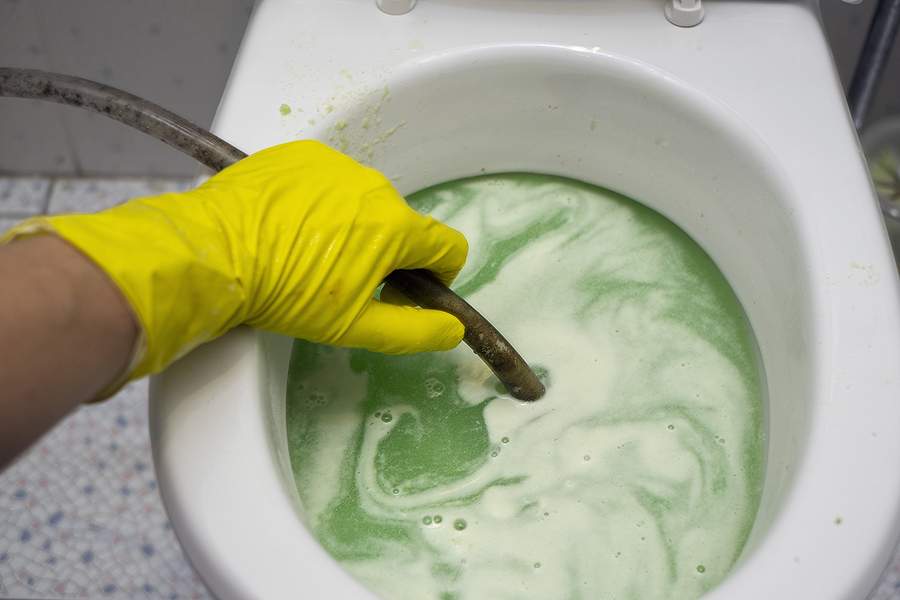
150, 2, 900, 599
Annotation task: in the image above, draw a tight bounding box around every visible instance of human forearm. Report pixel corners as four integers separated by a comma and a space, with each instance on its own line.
0, 235, 137, 469
0, 141, 467, 469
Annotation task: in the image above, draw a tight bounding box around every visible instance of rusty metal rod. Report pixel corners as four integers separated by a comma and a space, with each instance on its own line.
0, 67, 545, 401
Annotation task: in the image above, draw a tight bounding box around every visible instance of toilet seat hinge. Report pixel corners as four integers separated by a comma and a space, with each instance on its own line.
665, 0, 705, 27
377, 0, 417, 15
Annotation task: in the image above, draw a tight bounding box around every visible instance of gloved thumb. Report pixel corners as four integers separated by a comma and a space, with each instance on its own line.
337, 300, 465, 355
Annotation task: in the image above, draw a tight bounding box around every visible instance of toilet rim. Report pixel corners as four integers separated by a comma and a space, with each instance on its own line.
150, 43, 900, 600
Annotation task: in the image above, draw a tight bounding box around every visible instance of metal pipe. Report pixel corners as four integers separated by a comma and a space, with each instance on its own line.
847, 0, 900, 130
0, 67, 545, 402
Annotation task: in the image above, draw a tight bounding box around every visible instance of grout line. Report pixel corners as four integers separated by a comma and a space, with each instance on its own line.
1, 175, 194, 219
40, 176, 54, 215
32, 2, 84, 175
0, 171, 194, 179
0, 213, 43, 220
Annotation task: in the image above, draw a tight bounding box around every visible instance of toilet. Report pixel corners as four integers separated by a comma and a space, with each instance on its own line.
148, 1, 900, 599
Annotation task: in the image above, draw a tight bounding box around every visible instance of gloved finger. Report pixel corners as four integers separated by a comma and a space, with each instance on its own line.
338, 300, 465, 355
393, 215, 469, 288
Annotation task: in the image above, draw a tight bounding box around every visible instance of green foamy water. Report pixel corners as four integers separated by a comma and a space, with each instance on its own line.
285, 174, 764, 600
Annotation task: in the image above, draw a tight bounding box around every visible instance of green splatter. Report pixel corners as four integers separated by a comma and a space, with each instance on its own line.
284, 173, 764, 600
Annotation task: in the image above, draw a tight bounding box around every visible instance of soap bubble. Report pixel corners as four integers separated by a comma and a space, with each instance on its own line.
424, 377, 445, 398
304, 392, 327, 409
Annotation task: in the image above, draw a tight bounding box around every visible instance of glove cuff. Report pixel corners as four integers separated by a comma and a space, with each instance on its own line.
1, 195, 247, 398
0, 220, 147, 401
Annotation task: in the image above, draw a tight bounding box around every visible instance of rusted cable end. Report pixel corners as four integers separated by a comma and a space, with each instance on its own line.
383, 269, 545, 402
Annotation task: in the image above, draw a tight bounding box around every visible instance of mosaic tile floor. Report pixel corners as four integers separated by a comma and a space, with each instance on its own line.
2, 175, 900, 599
0, 381, 210, 600
0, 177, 211, 599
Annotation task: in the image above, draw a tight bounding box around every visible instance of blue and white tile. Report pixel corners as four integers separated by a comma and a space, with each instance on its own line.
0, 218, 27, 237
46, 178, 191, 215
1, 174, 206, 600
0, 178, 50, 217
0, 380, 212, 600
870, 547, 900, 600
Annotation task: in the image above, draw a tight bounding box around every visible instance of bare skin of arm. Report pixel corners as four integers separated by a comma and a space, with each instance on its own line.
0, 235, 137, 470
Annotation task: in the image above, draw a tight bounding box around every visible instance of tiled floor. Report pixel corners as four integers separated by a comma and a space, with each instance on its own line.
0, 176, 212, 600
3, 175, 900, 600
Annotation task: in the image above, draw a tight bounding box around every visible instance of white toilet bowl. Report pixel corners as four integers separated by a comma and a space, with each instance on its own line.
149, 1, 900, 599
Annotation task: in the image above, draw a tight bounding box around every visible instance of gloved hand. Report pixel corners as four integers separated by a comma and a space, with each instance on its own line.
0, 140, 468, 394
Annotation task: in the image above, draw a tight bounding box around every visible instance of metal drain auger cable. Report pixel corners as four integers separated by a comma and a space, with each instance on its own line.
0, 68, 545, 402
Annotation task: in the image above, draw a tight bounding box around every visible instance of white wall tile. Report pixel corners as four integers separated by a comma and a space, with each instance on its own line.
0, 1, 78, 173
34, 0, 254, 175
1, 0, 253, 176
1, 0, 898, 175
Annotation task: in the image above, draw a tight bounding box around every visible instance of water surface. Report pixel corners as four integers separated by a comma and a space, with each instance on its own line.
286, 173, 764, 600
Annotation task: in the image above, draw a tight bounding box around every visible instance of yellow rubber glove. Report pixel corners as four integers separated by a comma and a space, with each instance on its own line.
0, 140, 468, 395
